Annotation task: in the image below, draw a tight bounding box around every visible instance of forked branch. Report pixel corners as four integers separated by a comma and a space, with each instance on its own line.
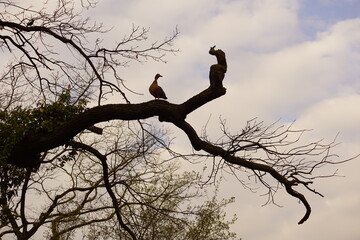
5, 45, 346, 224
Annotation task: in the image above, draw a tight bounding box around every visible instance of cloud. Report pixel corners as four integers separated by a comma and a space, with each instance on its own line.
211, 18, 360, 123
297, 94, 360, 142
162, 5, 360, 240
197, 0, 303, 51
83, 5, 360, 240
31, 1, 360, 239
2, 0, 360, 239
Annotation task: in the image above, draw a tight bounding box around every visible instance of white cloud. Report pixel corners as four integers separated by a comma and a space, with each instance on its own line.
160, 5, 360, 240
87, 3, 360, 239
211, 18, 360, 123
197, 0, 303, 51
1, 1, 360, 239
7, 0, 359, 239
297, 95, 360, 142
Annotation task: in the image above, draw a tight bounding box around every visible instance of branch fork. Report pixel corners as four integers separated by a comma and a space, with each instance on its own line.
7, 46, 323, 224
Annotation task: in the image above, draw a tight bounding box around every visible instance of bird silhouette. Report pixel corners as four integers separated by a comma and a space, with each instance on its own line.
149, 73, 167, 100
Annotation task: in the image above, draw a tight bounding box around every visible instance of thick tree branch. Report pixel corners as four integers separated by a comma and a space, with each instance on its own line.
8, 92, 224, 168
173, 120, 311, 224
6, 45, 328, 224
8, 46, 227, 168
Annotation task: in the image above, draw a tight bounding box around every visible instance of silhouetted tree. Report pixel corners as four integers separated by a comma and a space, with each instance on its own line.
0, 1, 353, 239
1, 119, 239, 240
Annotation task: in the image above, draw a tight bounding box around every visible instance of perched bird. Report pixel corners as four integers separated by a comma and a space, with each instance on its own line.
149, 73, 167, 100
27, 19, 34, 26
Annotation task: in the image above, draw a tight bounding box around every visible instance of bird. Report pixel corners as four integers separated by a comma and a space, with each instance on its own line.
149, 73, 167, 100
27, 19, 34, 26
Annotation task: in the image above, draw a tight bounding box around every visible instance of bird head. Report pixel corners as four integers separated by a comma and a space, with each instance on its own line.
155, 73, 163, 80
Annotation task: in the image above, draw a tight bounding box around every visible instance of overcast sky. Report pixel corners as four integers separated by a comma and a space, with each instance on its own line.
3, 0, 360, 239
85, 0, 360, 239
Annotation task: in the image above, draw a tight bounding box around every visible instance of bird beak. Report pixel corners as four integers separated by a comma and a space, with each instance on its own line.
159, 74, 163, 77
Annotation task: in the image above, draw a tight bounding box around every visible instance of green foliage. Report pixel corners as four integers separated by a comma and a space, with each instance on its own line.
185, 195, 238, 240
0, 89, 87, 216
0, 89, 86, 159
83, 161, 240, 240
25, 89, 87, 134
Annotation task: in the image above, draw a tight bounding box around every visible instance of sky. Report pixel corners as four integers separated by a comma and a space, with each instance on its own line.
3, 0, 360, 239
83, 1, 360, 239
91, 0, 360, 239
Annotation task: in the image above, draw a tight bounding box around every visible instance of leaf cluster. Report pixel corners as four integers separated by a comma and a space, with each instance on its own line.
0, 90, 87, 210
